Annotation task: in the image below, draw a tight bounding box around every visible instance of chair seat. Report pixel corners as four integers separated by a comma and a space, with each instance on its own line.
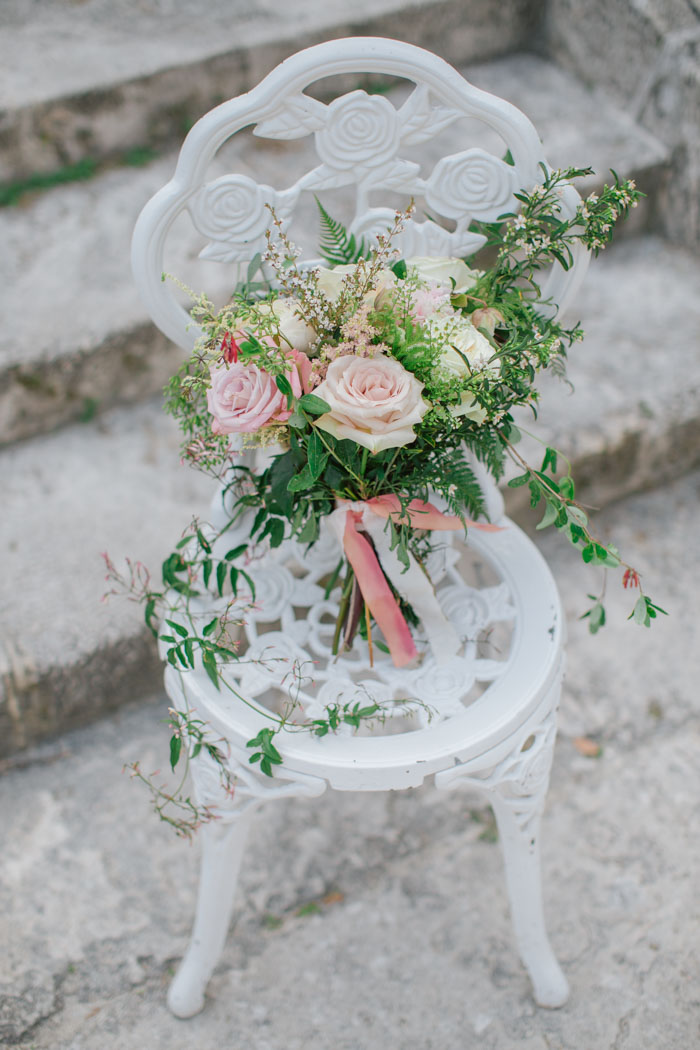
167, 516, 563, 792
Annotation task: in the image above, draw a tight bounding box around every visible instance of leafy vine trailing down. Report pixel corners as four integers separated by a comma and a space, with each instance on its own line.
106, 165, 666, 833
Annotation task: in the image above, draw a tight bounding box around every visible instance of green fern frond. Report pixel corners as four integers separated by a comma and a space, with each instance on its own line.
315, 197, 368, 266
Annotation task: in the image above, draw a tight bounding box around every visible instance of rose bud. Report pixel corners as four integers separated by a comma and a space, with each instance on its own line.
470, 307, 505, 337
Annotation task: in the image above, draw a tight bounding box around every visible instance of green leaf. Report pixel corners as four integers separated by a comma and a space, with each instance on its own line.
299, 394, 331, 415
202, 617, 219, 637
169, 734, 182, 771
202, 559, 212, 589
229, 566, 239, 596
196, 528, 211, 553
582, 544, 595, 564
165, 619, 189, 638
201, 649, 220, 690
316, 197, 368, 266
260, 517, 285, 548
144, 597, 158, 638
239, 569, 256, 601
541, 447, 557, 473
581, 601, 606, 634
224, 544, 247, 561
307, 430, 328, 480
275, 374, 292, 396
288, 466, 317, 492
216, 561, 226, 596
566, 505, 588, 527
298, 513, 319, 544
558, 475, 575, 500
246, 252, 263, 284
507, 473, 529, 488
536, 501, 559, 530
391, 259, 407, 279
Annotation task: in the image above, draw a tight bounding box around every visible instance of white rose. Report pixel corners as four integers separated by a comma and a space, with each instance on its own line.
316, 265, 395, 309
316, 264, 358, 303
449, 392, 487, 425
257, 298, 317, 352
433, 320, 496, 376
406, 256, 479, 294
313, 356, 429, 453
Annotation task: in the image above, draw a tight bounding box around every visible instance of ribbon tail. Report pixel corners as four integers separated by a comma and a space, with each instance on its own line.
366, 494, 503, 532
362, 514, 462, 665
340, 513, 418, 669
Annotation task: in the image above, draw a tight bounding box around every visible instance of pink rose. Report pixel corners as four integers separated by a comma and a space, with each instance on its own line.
313, 356, 429, 453
207, 351, 310, 435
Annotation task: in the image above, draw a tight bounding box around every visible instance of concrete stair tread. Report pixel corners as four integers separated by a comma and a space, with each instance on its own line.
514, 235, 700, 509
0, 0, 535, 183
0, 400, 212, 755
0, 0, 467, 109
1, 51, 669, 445
2, 230, 699, 756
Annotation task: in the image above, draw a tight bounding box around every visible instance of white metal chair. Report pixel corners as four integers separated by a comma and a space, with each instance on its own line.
132, 37, 590, 1018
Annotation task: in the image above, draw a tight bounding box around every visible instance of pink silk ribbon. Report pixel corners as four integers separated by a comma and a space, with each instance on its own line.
338, 495, 502, 668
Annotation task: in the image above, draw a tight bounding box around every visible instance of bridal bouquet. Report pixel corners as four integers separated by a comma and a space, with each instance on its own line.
107, 165, 666, 821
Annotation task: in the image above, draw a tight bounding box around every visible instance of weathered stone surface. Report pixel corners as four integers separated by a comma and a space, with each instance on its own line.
541, 0, 700, 248
0, 0, 539, 182
0, 402, 211, 759
509, 234, 700, 514
0, 53, 668, 446
0, 472, 697, 1048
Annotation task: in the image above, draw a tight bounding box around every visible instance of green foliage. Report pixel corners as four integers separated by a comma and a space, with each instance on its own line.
316, 197, 368, 266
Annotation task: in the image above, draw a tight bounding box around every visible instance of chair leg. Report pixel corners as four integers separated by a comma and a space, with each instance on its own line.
168, 807, 253, 1019
164, 723, 327, 1019
489, 791, 569, 1008
434, 684, 568, 1007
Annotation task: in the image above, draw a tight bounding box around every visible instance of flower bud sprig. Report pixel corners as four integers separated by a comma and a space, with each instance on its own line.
504, 435, 666, 633
262, 207, 334, 335
476, 165, 643, 302
333, 201, 415, 324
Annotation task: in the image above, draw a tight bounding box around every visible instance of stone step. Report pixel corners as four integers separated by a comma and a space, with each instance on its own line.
0, 0, 537, 184
540, 0, 700, 250
1, 232, 699, 758
510, 234, 700, 515
0, 52, 669, 447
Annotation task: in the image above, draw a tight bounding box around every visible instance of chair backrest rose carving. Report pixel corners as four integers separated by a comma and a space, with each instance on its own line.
132, 37, 589, 352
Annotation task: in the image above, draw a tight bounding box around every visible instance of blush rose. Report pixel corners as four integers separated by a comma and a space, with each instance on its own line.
207, 351, 310, 435
312, 355, 429, 453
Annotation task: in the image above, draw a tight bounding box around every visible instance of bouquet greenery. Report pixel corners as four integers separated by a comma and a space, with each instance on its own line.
107, 165, 666, 828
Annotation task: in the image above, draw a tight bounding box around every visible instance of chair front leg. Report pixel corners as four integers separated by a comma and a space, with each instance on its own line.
168, 796, 252, 1018
488, 778, 569, 1008
435, 684, 568, 1008
167, 742, 327, 1018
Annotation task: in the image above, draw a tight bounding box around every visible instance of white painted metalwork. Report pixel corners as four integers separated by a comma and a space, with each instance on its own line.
132, 37, 578, 1020
132, 37, 589, 352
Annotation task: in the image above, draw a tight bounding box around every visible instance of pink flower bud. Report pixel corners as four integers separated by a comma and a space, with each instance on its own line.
470, 307, 505, 336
